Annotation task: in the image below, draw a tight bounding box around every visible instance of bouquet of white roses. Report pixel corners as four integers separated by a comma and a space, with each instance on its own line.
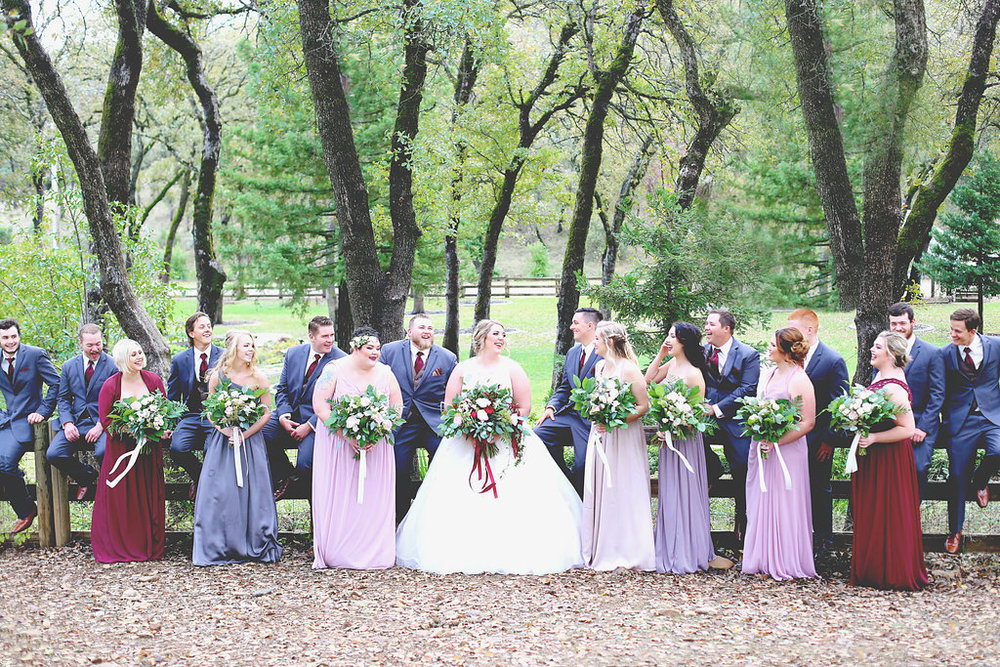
570, 375, 638, 488
828, 384, 908, 475
439, 384, 530, 497
105, 393, 185, 488
646, 379, 716, 474
202, 378, 269, 487
325, 385, 404, 503
735, 395, 802, 492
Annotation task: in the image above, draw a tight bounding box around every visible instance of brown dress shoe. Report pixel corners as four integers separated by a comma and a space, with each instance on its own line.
11, 512, 36, 534
273, 477, 293, 502
76, 485, 90, 501
945, 532, 962, 554
188, 481, 198, 502
977, 488, 990, 508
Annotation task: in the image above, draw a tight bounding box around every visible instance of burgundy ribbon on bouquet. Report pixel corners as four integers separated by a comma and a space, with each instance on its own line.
469, 439, 499, 498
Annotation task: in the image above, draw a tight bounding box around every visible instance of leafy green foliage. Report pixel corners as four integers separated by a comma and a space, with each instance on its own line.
569, 375, 637, 430
646, 378, 716, 440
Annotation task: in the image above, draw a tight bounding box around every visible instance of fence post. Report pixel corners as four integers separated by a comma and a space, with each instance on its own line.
31, 423, 55, 547
48, 423, 71, 546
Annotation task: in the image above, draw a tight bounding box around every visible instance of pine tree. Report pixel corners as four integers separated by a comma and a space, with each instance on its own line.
919, 153, 1000, 329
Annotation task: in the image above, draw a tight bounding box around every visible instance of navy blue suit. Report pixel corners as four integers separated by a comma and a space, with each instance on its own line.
167, 344, 223, 482
903, 337, 945, 497
534, 344, 602, 496
941, 335, 1000, 534
0, 344, 59, 518
802, 340, 849, 551
47, 352, 115, 484
264, 342, 346, 486
703, 338, 759, 530
379, 340, 457, 521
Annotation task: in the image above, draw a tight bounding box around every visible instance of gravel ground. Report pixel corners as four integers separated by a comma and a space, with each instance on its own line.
2, 540, 999, 665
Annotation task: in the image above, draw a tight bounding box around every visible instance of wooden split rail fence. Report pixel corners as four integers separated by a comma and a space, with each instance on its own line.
23, 423, 1000, 552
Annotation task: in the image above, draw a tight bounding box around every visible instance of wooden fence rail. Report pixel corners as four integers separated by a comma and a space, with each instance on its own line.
25, 423, 1000, 552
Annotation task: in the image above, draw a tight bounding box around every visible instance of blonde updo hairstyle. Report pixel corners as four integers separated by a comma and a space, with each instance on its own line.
472, 319, 505, 355
878, 330, 911, 368
597, 321, 638, 364
111, 338, 144, 372
775, 327, 810, 366
215, 329, 257, 378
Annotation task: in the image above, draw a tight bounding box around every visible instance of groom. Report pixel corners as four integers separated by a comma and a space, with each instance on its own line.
535, 307, 603, 497
380, 314, 457, 522
703, 308, 759, 543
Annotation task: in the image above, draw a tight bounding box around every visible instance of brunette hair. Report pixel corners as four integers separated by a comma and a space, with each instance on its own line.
308, 316, 334, 335
0, 319, 20, 334
888, 302, 915, 321
951, 307, 981, 333
184, 312, 211, 347
775, 327, 810, 366
574, 307, 604, 326
709, 308, 736, 333
671, 321, 707, 375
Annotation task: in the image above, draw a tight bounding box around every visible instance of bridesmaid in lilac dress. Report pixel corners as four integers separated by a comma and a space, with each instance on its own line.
582, 321, 654, 571
311, 327, 403, 569
645, 322, 716, 574
743, 327, 818, 580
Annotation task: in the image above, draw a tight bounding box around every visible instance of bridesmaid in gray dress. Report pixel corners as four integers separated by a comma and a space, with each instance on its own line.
193, 330, 282, 566
645, 322, 717, 574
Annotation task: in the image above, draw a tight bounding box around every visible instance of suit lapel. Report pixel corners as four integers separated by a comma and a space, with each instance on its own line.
909, 338, 923, 367
721, 340, 738, 378
401, 343, 414, 388
807, 341, 824, 374
581, 346, 599, 377
980, 335, 992, 375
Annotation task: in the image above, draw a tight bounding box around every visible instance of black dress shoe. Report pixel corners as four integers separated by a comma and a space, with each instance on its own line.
188, 481, 198, 502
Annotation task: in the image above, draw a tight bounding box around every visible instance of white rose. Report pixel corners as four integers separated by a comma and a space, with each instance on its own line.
476, 409, 489, 421
131, 400, 142, 410
345, 415, 360, 429
453, 415, 463, 426
476, 397, 491, 408
359, 396, 372, 407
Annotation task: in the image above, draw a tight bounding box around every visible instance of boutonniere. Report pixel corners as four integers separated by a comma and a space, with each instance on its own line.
431, 368, 443, 377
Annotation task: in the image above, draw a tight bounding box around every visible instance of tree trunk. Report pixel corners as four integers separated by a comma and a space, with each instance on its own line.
553, 6, 645, 364
147, 2, 226, 324
784, 0, 864, 310
297, 0, 423, 342
893, 0, 1000, 296
31, 168, 45, 234
335, 278, 353, 350
2, 0, 170, 376
161, 168, 191, 283
444, 41, 479, 355
852, 0, 927, 384
473, 21, 582, 324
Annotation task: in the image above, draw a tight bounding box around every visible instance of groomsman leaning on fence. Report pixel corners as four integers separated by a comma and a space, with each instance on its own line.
786, 308, 849, 558
267, 315, 346, 501
888, 302, 945, 501
379, 314, 457, 523
167, 312, 223, 501
942, 307, 1000, 554
535, 307, 604, 497
46, 323, 115, 500
0, 318, 59, 533
702, 308, 759, 544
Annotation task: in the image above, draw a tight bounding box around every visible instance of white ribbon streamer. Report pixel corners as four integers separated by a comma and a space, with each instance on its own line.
844, 432, 862, 475
589, 429, 613, 489
756, 439, 793, 493
106, 434, 147, 488
232, 427, 245, 488
662, 431, 694, 475
357, 448, 367, 504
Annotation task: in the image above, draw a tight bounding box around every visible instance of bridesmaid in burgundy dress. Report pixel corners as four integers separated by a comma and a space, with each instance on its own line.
852, 331, 928, 590
91, 339, 168, 563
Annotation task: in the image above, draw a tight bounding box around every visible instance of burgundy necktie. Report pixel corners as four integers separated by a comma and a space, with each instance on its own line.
578, 349, 586, 376
85, 360, 95, 387
5, 356, 13, 383
708, 347, 721, 377
199, 352, 208, 382
304, 353, 321, 382
413, 351, 425, 388
964, 347, 976, 371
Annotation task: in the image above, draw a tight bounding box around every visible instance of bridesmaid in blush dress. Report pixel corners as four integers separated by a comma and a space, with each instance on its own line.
192, 330, 282, 566
645, 322, 717, 574
91, 339, 167, 563
311, 326, 403, 569
852, 331, 927, 590
743, 327, 818, 580
582, 321, 655, 572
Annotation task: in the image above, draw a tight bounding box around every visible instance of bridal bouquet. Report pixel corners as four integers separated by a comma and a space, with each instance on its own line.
105, 393, 185, 488
202, 378, 269, 487
325, 385, 404, 503
735, 395, 802, 492
570, 375, 638, 488
439, 384, 530, 497
828, 385, 908, 475
646, 379, 716, 474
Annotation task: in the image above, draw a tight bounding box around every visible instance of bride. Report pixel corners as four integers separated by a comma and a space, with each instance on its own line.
395, 319, 584, 574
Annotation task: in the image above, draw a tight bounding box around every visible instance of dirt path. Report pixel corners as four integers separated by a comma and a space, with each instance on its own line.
2, 541, 999, 665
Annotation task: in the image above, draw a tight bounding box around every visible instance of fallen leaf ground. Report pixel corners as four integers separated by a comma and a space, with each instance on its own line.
2, 540, 999, 665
